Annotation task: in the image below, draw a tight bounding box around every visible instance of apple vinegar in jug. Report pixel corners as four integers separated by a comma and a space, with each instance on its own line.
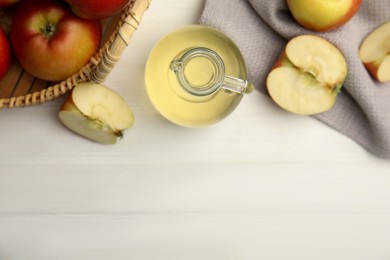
145, 25, 253, 127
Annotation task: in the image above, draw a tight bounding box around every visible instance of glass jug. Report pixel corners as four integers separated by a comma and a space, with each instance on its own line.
145, 25, 253, 127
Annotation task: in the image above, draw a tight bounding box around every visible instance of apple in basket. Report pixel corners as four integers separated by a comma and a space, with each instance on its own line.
65, 0, 131, 20
0, 0, 19, 7
10, 0, 102, 82
0, 27, 11, 80
359, 21, 390, 83
287, 0, 362, 32
59, 82, 134, 144
266, 35, 347, 115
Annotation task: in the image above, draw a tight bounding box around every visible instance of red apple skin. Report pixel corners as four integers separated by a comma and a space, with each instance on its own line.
363, 60, 381, 81
321, 0, 362, 32
0, 27, 11, 80
65, 0, 131, 20
271, 51, 294, 70
0, 0, 19, 7
10, 0, 102, 82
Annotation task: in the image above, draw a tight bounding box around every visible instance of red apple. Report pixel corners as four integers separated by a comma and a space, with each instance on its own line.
0, 27, 11, 80
287, 0, 362, 32
10, 0, 102, 82
0, 0, 19, 7
65, 0, 131, 20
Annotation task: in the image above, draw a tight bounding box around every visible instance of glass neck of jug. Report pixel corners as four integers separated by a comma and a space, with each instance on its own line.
170, 47, 253, 97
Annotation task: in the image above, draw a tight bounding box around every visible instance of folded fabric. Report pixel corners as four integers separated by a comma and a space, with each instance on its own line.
199, 0, 390, 159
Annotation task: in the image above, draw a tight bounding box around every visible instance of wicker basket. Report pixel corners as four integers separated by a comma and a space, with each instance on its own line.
0, 0, 150, 109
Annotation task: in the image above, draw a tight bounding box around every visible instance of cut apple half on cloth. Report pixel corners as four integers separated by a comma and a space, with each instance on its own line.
266, 35, 347, 115
359, 21, 390, 83
59, 82, 134, 144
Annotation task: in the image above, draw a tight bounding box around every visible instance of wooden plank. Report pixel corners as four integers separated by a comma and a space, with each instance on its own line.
0, 213, 390, 260
1, 163, 390, 214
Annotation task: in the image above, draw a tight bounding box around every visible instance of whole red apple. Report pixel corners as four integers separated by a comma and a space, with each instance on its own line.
65, 0, 131, 20
0, 0, 19, 7
10, 0, 102, 82
0, 27, 11, 80
287, 0, 362, 32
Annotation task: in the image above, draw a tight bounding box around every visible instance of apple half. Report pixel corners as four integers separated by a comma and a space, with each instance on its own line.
59, 82, 134, 144
266, 35, 347, 115
359, 21, 390, 83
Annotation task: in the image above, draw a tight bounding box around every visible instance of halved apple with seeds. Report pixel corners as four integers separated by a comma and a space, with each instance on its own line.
59, 82, 134, 144
266, 35, 347, 115
359, 21, 390, 83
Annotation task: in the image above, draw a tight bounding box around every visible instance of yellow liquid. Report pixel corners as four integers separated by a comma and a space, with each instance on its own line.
145, 25, 249, 127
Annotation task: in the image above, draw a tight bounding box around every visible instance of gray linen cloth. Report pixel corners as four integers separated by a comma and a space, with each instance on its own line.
200, 0, 390, 159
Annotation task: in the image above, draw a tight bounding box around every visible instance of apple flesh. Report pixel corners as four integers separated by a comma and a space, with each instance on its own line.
0, 27, 10, 80
359, 21, 390, 83
10, 0, 102, 82
59, 82, 134, 144
65, 0, 131, 20
287, 0, 362, 32
266, 35, 347, 115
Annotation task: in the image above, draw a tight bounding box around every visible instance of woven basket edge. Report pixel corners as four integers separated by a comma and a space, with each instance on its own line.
0, 0, 151, 109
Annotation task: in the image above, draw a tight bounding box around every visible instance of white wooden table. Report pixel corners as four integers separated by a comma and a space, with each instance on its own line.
1, 1, 390, 259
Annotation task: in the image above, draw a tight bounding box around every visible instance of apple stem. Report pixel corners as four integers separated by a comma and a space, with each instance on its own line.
116, 131, 124, 139
41, 23, 56, 38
